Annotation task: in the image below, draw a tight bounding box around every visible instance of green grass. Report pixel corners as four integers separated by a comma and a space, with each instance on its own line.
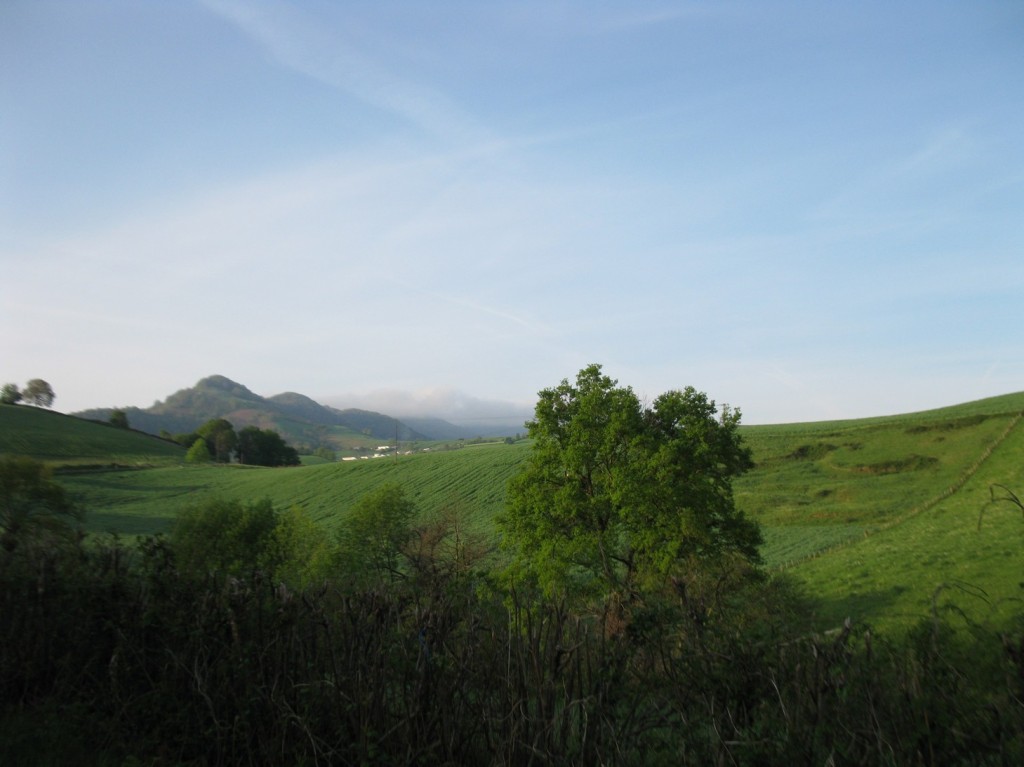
783, 415, 1024, 633
738, 402, 1024, 558
0, 404, 185, 466
65, 442, 530, 539
731, 393, 1024, 631
6, 393, 1024, 633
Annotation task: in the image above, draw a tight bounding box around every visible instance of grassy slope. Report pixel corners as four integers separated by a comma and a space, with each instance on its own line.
7, 394, 1024, 632
0, 404, 185, 466
737, 391, 1024, 631
738, 409, 1018, 565
783, 414, 1024, 633
69, 443, 528, 537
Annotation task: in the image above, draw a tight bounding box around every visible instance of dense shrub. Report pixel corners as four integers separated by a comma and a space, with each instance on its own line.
1, 526, 1022, 765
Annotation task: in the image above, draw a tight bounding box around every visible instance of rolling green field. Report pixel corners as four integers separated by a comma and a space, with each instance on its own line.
64, 443, 527, 538
0, 404, 185, 466
4, 392, 1024, 633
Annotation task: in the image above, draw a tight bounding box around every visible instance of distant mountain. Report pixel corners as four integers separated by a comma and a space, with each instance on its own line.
399, 416, 526, 440
267, 391, 342, 424
399, 417, 477, 441
73, 375, 436, 450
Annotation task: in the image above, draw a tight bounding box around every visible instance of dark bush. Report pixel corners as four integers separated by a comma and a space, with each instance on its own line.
1, 525, 1022, 765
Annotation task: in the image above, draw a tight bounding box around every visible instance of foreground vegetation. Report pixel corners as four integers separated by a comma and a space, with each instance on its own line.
1, 490, 1022, 765
2, 379, 1024, 763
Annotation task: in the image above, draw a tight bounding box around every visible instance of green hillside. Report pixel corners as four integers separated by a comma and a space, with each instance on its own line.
738, 406, 1022, 564
63, 442, 527, 537
790, 423, 1024, 632
733, 392, 1024, 631
7, 391, 1024, 631
0, 404, 185, 466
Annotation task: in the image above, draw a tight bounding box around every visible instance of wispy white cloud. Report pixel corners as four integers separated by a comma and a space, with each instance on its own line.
202, 0, 492, 144
399, 283, 547, 333
810, 123, 983, 225
895, 127, 976, 174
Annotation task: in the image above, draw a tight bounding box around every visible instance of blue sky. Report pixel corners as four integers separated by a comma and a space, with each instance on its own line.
2, 1, 1022, 424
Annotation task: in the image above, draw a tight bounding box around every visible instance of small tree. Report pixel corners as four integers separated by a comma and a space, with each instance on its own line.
22, 379, 55, 408
336, 483, 416, 585
0, 383, 21, 405
273, 505, 336, 588
171, 498, 280, 578
109, 409, 130, 429
185, 437, 211, 463
313, 446, 336, 462
197, 418, 237, 463
173, 431, 201, 449
0, 455, 81, 554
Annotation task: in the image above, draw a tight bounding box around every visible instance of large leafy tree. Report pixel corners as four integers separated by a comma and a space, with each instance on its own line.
501, 364, 761, 604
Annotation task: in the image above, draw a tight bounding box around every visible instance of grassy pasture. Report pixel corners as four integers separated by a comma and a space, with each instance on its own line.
785, 416, 1024, 633
738, 408, 1020, 563
0, 404, 184, 466
6, 393, 1024, 632
735, 392, 1024, 631
67, 442, 530, 540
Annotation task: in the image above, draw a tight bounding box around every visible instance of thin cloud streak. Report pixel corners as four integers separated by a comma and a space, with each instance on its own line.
809, 123, 990, 226
202, 0, 492, 144
397, 282, 547, 334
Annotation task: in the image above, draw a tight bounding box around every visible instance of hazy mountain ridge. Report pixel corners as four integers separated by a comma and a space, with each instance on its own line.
71, 374, 469, 448
397, 417, 478, 441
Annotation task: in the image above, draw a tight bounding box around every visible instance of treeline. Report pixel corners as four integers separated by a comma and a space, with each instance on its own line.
1, 378, 55, 408
1, 460, 1023, 764
161, 417, 300, 467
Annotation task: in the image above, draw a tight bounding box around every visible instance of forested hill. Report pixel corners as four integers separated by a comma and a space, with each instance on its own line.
72, 374, 431, 449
